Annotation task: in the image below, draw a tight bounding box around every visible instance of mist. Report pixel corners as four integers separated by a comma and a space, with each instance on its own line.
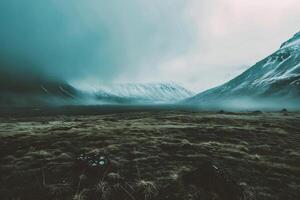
185, 97, 300, 112
0, 0, 195, 86
1, 0, 300, 109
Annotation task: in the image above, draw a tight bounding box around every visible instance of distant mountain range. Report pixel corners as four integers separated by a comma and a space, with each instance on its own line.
1, 32, 299, 109
0, 74, 194, 106
92, 83, 194, 104
0, 68, 82, 106
184, 31, 300, 110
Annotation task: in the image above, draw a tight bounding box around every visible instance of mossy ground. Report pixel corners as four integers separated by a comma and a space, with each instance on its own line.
0, 110, 299, 199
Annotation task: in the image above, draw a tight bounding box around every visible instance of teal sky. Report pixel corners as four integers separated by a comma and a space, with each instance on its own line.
0, 0, 195, 84
1, 0, 300, 91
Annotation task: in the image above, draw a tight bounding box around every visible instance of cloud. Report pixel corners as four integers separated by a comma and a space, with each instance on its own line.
138, 0, 300, 91
0, 0, 195, 84
0, 0, 299, 92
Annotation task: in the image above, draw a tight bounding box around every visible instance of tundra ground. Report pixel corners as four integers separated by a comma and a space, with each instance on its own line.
0, 109, 299, 200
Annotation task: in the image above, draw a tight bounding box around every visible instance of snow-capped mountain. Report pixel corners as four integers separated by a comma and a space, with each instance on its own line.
0, 68, 194, 106
93, 83, 194, 104
185, 32, 300, 109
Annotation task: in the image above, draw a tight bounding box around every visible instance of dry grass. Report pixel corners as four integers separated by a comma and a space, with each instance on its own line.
0, 110, 299, 199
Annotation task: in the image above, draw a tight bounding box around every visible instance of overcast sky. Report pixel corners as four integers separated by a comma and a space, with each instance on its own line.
1, 0, 300, 92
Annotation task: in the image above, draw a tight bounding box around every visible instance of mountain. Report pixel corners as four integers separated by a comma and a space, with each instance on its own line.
0, 68, 84, 107
92, 83, 194, 104
0, 71, 194, 106
185, 32, 300, 110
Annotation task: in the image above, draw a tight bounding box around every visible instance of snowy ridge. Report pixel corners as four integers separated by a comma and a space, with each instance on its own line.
280, 31, 300, 49
94, 83, 194, 104
185, 31, 300, 109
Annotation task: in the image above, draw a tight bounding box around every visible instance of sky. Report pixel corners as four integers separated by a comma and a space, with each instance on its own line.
0, 0, 300, 92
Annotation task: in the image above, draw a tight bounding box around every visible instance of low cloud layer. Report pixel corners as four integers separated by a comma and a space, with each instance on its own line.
0, 0, 195, 84
149, 0, 300, 91
1, 0, 300, 92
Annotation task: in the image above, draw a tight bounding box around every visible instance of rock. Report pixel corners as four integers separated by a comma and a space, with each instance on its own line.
107, 172, 123, 182
252, 110, 262, 114
73, 153, 111, 177
218, 110, 225, 114
57, 153, 72, 161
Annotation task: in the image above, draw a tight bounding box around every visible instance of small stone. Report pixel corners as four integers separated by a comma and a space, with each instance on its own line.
57, 153, 72, 161
107, 172, 123, 182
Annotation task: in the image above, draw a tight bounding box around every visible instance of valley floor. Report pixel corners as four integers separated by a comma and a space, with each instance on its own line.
0, 110, 299, 200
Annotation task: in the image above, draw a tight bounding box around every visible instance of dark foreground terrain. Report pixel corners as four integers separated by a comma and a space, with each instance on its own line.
0, 109, 299, 200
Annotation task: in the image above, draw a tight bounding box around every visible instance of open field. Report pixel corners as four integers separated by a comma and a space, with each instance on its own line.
0, 109, 299, 200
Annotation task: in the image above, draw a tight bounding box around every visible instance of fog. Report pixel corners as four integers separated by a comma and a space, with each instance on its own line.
0, 0, 194, 86
0, 0, 300, 109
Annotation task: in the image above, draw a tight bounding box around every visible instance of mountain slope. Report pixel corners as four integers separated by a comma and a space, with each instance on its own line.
93, 83, 194, 104
185, 32, 300, 109
0, 68, 84, 106
0, 73, 194, 106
